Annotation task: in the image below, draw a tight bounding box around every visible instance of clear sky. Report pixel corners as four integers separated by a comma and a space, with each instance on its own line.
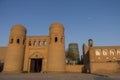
0, 0, 120, 55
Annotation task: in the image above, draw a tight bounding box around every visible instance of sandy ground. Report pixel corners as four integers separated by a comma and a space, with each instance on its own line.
0, 73, 120, 80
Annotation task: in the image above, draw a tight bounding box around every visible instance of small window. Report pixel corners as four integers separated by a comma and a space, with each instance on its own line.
61, 37, 64, 43
103, 49, 108, 56
17, 39, 20, 44
23, 39, 25, 45
55, 37, 58, 42
43, 41, 46, 46
110, 49, 115, 55
38, 41, 42, 46
34, 41, 36, 46
29, 41, 32, 46
61, 38, 63, 43
50, 38, 51, 43
95, 49, 101, 56
117, 49, 120, 55
10, 38, 13, 44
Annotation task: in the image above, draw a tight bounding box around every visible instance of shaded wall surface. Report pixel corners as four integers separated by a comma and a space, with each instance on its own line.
90, 62, 120, 74
66, 65, 84, 73
0, 47, 7, 63
0, 47, 7, 72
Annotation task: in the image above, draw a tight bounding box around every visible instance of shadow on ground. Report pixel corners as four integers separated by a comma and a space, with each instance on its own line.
0, 73, 120, 80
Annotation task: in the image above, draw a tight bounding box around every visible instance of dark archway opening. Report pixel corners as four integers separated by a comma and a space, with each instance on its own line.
30, 58, 42, 72
0, 63, 4, 72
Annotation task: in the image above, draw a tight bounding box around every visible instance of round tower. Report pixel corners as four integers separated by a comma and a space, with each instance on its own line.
47, 22, 65, 72
3, 24, 26, 73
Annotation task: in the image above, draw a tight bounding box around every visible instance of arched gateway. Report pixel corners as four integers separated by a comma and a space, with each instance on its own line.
3, 22, 66, 73
29, 52, 44, 72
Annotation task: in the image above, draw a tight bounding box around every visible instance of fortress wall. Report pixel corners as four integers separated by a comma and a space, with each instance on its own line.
0, 47, 7, 63
0, 47, 7, 72
90, 62, 120, 74
89, 45, 120, 74
65, 65, 84, 73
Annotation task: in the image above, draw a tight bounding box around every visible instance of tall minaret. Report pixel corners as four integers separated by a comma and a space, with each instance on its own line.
3, 24, 26, 73
47, 22, 65, 72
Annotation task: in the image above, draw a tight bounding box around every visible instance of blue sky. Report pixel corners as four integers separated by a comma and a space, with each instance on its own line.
0, 0, 120, 54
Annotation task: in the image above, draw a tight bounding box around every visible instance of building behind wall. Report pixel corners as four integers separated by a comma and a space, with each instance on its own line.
67, 43, 80, 64
83, 39, 120, 74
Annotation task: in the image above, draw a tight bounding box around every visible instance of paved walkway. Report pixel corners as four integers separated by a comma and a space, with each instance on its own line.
0, 73, 120, 80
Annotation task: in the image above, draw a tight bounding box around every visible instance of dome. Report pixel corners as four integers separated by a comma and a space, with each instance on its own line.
88, 39, 93, 41
50, 22, 64, 30
11, 24, 26, 32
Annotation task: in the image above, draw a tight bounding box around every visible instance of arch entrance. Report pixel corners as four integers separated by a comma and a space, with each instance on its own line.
30, 58, 42, 72
29, 52, 43, 73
